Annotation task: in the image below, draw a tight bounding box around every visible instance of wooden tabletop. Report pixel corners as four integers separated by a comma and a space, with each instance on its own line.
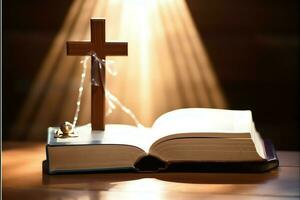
2, 142, 300, 200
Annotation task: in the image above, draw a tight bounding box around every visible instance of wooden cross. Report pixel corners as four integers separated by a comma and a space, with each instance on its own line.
66, 19, 128, 130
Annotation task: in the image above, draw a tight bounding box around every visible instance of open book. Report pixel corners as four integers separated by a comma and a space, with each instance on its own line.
45, 108, 278, 174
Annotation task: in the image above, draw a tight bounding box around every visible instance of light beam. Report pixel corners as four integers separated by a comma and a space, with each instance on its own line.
14, 0, 227, 140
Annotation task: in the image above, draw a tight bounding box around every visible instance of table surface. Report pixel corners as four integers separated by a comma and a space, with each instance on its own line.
2, 142, 300, 200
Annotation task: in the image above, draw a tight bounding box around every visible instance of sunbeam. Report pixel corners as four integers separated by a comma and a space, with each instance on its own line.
14, 0, 227, 140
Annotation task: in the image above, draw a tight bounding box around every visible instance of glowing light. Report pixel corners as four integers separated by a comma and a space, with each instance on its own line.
107, 178, 166, 200
14, 0, 227, 139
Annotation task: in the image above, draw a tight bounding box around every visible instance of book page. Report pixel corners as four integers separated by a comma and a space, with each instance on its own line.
48, 124, 159, 153
47, 108, 255, 155
152, 108, 253, 137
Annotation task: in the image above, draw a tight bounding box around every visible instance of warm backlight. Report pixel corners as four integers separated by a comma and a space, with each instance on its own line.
14, 0, 227, 140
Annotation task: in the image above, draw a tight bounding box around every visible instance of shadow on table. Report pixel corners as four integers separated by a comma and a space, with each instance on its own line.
41, 158, 280, 199
42, 167, 279, 185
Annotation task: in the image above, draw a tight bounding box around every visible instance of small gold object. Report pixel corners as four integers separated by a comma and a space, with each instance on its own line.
54, 121, 78, 138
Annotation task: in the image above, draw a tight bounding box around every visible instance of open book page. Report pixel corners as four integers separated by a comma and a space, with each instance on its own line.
148, 108, 267, 160
152, 108, 253, 138
48, 124, 159, 153
48, 108, 263, 157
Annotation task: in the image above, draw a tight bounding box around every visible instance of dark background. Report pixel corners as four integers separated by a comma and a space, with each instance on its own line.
2, 0, 299, 149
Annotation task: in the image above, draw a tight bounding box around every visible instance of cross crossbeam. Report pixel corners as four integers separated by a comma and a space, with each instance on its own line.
66, 19, 128, 130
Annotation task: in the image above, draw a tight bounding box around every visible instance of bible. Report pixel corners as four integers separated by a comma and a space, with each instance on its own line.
45, 108, 278, 174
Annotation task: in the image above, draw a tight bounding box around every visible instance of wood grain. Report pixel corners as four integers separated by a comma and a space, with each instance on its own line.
2, 142, 300, 200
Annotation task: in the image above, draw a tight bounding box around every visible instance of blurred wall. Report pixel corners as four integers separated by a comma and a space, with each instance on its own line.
186, 0, 299, 150
3, 0, 299, 149
3, 0, 73, 139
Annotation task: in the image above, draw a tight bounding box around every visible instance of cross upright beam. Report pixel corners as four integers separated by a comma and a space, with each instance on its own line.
66, 19, 128, 130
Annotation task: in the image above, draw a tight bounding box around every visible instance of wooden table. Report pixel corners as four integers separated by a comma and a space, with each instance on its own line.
2, 142, 300, 200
